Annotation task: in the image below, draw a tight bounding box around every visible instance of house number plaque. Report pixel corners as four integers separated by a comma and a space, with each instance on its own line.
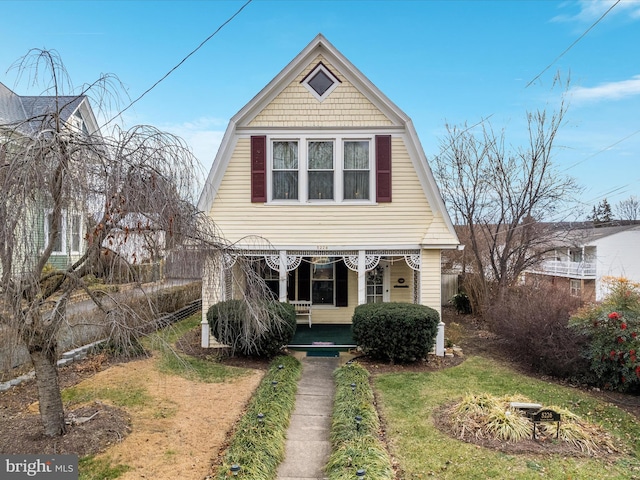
531, 409, 561, 440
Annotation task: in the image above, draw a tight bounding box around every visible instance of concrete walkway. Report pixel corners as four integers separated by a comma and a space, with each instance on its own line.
277, 356, 340, 480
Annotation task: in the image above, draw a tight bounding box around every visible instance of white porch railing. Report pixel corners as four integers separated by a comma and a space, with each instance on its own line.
535, 260, 596, 278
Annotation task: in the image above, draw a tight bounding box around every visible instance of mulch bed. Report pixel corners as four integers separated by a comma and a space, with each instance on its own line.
0, 353, 131, 455
0, 402, 131, 455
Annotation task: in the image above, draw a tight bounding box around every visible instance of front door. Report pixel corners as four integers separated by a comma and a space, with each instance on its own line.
366, 261, 390, 303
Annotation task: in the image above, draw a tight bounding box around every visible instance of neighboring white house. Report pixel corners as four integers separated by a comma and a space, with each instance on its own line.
198, 34, 460, 353
525, 225, 640, 301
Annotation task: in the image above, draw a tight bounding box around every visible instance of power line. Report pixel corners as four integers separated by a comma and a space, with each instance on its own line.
102, 0, 253, 128
526, 0, 620, 88
563, 126, 640, 172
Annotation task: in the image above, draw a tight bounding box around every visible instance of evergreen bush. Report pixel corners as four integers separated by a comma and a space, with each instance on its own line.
352, 302, 439, 363
451, 292, 472, 314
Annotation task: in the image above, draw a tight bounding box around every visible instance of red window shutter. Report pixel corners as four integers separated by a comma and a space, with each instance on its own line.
376, 135, 392, 202
251, 136, 267, 202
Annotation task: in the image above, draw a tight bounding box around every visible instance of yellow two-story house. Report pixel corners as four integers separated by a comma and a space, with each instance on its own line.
198, 34, 459, 354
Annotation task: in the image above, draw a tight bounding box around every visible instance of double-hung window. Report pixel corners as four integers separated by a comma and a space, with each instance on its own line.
308, 141, 334, 200
343, 140, 370, 200
45, 211, 82, 254
570, 279, 581, 297
272, 141, 298, 200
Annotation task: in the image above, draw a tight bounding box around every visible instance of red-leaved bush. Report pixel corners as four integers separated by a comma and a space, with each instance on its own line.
570, 277, 640, 392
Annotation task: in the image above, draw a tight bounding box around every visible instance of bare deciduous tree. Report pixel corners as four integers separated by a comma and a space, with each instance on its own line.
615, 195, 640, 222
0, 50, 275, 436
434, 103, 580, 312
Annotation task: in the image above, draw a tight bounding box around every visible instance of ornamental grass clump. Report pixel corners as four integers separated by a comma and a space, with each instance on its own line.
570, 276, 640, 392
325, 362, 394, 480
450, 393, 531, 442
215, 355, 301, 480
448, 394, 618, 455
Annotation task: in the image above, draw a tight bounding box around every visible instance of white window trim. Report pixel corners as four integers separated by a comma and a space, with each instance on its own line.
44, 210, 83, 255
267, 134, 375, 205
302, 63, 340, 102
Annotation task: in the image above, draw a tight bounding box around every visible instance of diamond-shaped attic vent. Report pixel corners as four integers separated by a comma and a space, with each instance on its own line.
308, 70, 334, 96
302, 63, 340, 102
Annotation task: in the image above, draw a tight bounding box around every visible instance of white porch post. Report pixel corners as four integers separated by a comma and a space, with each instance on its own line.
357, 250, 367, 305
200, 318, 210, 348
201, 256, 225, 348
419, 249, 445, 356
435, 321, 445, 356
279, 250, 288, 302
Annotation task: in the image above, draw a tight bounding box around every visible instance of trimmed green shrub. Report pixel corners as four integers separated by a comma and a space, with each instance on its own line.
208, 300, 296, 357
352, 302, 439, 363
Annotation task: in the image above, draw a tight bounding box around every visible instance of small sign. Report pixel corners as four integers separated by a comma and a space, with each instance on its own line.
532, 409, 561, 423
531, 409, 561, 440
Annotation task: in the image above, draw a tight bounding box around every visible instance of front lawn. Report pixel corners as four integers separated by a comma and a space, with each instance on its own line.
374, 356, 640, 479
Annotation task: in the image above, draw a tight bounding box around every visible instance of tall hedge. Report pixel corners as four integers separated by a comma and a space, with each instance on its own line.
352, 302, 439, 363
208, 300, 296, 357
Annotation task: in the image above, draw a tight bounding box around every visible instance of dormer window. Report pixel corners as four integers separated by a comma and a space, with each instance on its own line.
302, 63, 340, 102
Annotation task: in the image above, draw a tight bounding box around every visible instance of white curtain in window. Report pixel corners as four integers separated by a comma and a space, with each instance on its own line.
308, 141, 334, 200
273, 141, 298, 199
344, 141, 369, 200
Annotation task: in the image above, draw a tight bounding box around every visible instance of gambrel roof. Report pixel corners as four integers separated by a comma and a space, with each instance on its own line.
198, 34, 458, 247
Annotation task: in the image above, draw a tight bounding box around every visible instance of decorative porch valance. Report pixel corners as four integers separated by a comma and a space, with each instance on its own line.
342, 254, 380, 272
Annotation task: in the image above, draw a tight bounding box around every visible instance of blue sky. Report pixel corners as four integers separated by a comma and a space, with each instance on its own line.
1, 0, 639, 219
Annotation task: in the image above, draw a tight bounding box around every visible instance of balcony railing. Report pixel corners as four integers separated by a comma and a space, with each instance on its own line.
533, 260, 596, 278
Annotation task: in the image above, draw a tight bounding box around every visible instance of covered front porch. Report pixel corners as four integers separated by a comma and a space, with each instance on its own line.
201, 247, 445, 355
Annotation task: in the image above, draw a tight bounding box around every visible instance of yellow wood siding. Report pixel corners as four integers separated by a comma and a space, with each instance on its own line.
389, 260, 413, 303
210, 137, 447, 247
249, 55, 393, 128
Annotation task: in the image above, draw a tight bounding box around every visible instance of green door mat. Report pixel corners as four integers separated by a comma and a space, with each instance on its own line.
306, 349, 340, 357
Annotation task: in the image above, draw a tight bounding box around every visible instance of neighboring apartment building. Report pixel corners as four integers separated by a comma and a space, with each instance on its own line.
524, 224, 640, 302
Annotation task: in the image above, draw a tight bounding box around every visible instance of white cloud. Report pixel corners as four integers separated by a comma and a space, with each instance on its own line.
552, 0, 640, 23
570, 75, 640, 102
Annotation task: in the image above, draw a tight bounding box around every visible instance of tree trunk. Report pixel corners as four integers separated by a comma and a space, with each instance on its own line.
29, 347, 66, 437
